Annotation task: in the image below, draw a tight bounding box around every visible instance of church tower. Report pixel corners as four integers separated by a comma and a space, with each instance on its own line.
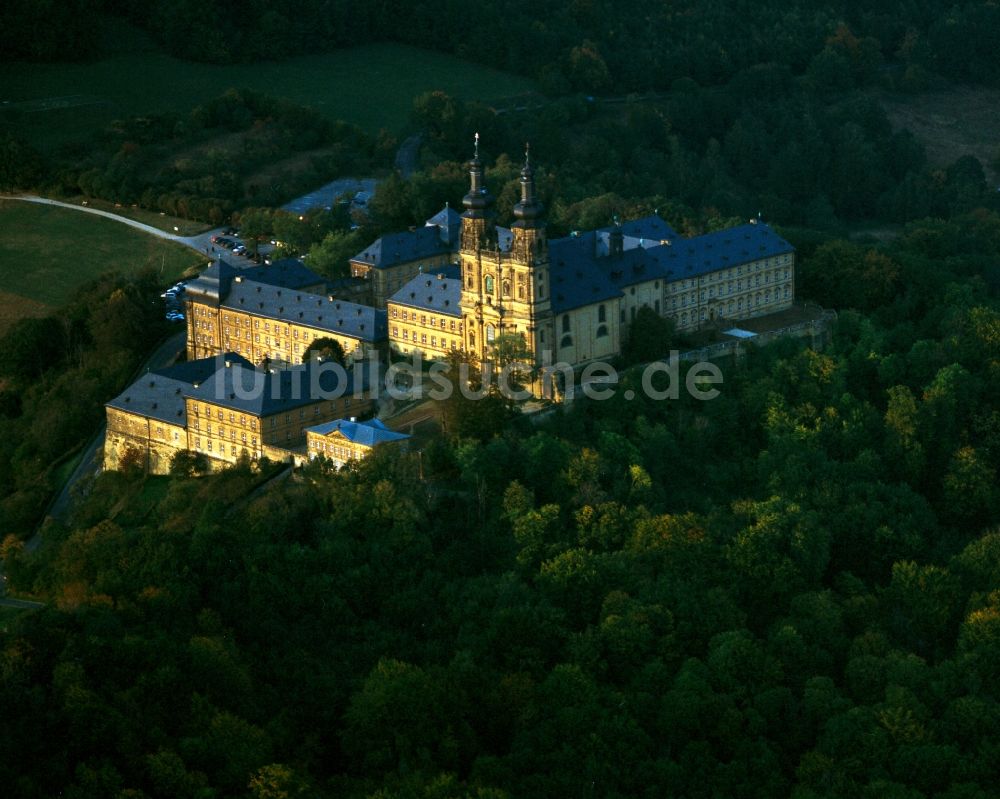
507, 143, 552, 364
459, 139, 552, 368
459, 133, 501, 363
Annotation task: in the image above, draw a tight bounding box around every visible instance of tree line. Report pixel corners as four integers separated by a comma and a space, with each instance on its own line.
6, 1, 1000, 95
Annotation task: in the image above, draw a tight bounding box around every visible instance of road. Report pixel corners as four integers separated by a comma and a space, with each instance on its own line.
4, 195, 262, 267
45, 331, 188, 527
395, 134, 422, 178
0, 595, 46, 610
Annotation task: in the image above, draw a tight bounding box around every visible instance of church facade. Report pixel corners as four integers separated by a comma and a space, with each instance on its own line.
383, 138, 796, 370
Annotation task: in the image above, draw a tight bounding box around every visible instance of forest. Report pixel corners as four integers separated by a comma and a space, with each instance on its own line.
2, 208, 1000, 796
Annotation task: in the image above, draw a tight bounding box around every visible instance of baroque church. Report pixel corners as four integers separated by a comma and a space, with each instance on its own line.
383, 136, 796, 371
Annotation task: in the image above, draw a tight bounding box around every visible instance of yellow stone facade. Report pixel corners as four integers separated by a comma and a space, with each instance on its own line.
186, 275, 385, 367
105, 408, 187, 475
351, 252, 453, 308
305, 423, 408, 469
185, 393, 372, 466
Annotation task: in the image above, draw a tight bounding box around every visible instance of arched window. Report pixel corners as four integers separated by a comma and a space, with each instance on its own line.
596, 325, 608, 338
598, 304, 606, 323
486, 325, 496, 343
467, 277, 473, 288
562, 314, 571, 333
560, 334, 573, 349
485, 275, 495, 293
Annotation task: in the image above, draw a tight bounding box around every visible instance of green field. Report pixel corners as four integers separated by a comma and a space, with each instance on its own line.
0, 43, 537, 147
0, 200, 203, 318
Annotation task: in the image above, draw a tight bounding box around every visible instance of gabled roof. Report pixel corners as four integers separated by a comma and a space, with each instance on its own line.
186, 360, 374, 417
306, 417, 410, 447
425, 205, 462, 246
548, 233, 624, 313
243, 258, 325, 290
653, 223, 793, 282
608, 215, 679, 242
106, 353, 253, 425
546, 221, 793, 312
350, 226, 452, 269
387, 265, 461, 317
223, 280, 387, 342
185, 257, 239, 304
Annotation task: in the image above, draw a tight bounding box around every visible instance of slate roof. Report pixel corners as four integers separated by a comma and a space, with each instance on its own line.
425, 205, 462, 246
185, 258, 239, 304
387, 265, 462, 317
350, 226, 452, 269
186, 360, 374, 417
107, 354, 253, 426
652, 223, 794, 281
611, 215, 679, 242
306, 417, 410, 447
223, 279, 387, 342
243, 258, 325, 290
548, 234, 624, 313
546, 221, 793, 313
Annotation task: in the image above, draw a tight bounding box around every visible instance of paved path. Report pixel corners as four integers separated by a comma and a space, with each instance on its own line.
280, 178, 377, 215
4, 195, 261, 267
395, 134, 422, 178
0, 596, 46, 610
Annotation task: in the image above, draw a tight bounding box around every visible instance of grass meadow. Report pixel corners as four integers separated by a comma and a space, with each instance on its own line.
0, 200, 203, 327
0, 43, 537, 148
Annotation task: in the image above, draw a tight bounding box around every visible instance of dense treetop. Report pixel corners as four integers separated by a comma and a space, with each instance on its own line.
2, 209, 1000, 797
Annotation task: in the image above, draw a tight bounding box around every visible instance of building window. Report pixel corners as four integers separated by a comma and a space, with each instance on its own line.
562, 314, 570, 333
486, 325, 495, 343
596, 325, 608, 338
598, 304, 606, 323
485, 275, 494, 293
560, 334, 573, 348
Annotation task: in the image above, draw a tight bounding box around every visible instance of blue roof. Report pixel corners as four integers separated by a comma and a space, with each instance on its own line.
351, 226, 452, 269
387, 265, 461, 317
223, 279, 387, 342
306, 417, 410, 447
186, 360, 373, 417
